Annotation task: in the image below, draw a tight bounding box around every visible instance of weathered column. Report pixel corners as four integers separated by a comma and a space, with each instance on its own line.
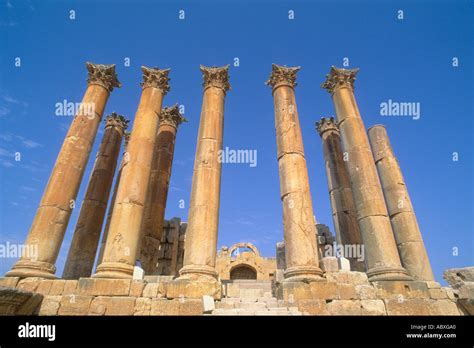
96, 132, 130, 266
321, 66, 410, 281
139, 105, 187, 274
178, 65, 230, 282
266, 64, 323, 282
62, 113, 128, 279
315, 117, 365, 272
368, 125, 434, 281
6, 62, 120, 279
94, 66, 170, 279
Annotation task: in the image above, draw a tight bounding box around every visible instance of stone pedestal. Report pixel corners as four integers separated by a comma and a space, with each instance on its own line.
368, 125, 434, 281
140, 105, 186, 274
6, 62, 120, 279
96, 132, 130, 266
266, 64, 323, 282
178, 65, 230, 284
94, 66, 170, 279
321, 66, 410, 281
62, 114, 128, 279
316, 117, 365, 272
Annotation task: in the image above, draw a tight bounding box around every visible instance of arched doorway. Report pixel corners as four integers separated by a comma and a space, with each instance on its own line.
230, 265, 257, 280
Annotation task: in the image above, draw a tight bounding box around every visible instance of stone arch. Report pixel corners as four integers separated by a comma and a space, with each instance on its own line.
228, 242, 260, 258
229, 264, 257, 280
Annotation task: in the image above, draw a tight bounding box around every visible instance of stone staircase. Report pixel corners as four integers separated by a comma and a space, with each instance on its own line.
211, 280, 303, 316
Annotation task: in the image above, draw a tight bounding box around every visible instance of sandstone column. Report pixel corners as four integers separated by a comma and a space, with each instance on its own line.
315, 117, 365, 272
94, 66, 170, 279
139, 105, 187, 274
62, 113, 128, 279
6, 62, 120, 279
321, 66, 410, 281
178, 65, 230, 282
368, 125, 434, 281
96, 132, 130, 266
266, 64, 323, 282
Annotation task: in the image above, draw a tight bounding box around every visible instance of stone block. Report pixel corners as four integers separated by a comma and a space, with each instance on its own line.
355, 285, 376, 299
338, 257, 351, 271
142, 283, 166, 298
178, 299, 203, 315
89, 296, 136, 315
129, 280, 146, 297
445, 287, 456, 300
0, 277, 20, 288
49, 280, 66, 295
202, 295, 215, 313
295, 299, 328, 315
384, 298, 431, 315
150, 298, 179, 315
77, 278, 131, 296
16, 293, 43, 315
458, 299, 474, 315
35, 280, 53, 295
327, 300, 362, 315
326, 271, 369, 285
428, 299, 461, 315
134, 297, 151, 316
63, 280, 78, 295
166, 280, 221, 300
338, 284, 358, 300
58, 295, 93, 315
39, 296, 61, 316
429, 288, 447, 299
373, 280, 430, 299
425, 281, 441, 289
16, 278, 43, 292
321, 257, 339, 272
360, 300, 386, 315
458, 283, 474, 299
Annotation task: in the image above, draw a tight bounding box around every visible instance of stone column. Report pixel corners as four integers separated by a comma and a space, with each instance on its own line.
96, 132, 130, 266
321, 66, 410, 281
94, 66, 170, 279
178, 65, 230, 282
266, 64, 323, 282
315, 117, 365, 272
139, 105, 187, 274
62, 113, 128, 279
368, 125, 434, 281
6, 62, 120, 279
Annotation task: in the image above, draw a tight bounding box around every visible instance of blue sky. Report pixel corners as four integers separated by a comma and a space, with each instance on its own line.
0, 0, 472, 284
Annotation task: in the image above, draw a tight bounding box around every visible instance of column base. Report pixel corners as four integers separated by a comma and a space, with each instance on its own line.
367, 266, 413, 282
178, 264, 218, 282
6, 260, 57, 279
283, 265, 324, 282
93, 262, 134, 279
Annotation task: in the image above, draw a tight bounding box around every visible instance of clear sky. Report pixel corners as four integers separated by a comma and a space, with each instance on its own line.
0, 0, 472, 284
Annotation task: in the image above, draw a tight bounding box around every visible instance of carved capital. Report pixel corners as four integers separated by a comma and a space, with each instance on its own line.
86, 62, 121, 92
158, 104, 188, 128
266, 63, 301, 91
315, 116, 339, 137
200, 65, 231, 92
321, 66, 359, 94
105, 112, 129, 131
140, 66, 171, 94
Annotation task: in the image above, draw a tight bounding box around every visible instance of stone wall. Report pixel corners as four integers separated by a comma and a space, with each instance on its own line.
153, 218, 186, 277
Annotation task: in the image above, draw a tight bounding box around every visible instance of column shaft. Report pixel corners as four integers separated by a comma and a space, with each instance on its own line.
321, 66, 410, 281
94, 66, 170, 279
179, 65, 230, 281
316, 117, 365, 272
267, 64, 323, 281
6, 63, 120, 279
368, 125, 434, 281
62, 114, 128, 279
140, 105, 186, 274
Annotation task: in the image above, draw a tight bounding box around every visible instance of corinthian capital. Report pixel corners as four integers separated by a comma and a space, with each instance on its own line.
140, 66, 171, 94
200, 65, 231, 92
86, 62, 122, 92
105, 112, 129, 131
315, 116, 339, 137
266, 64, 301, 91
158, 104, 188, 128
321, 66, 359, 94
